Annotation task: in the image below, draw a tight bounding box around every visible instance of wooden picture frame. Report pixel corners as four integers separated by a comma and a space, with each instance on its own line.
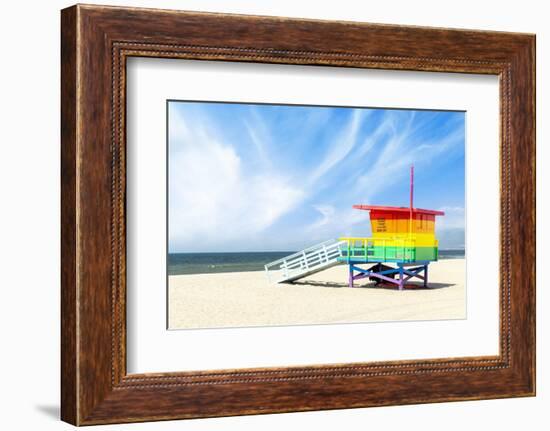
61, 4, 535, 425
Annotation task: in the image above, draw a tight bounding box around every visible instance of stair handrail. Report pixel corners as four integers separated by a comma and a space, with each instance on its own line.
264, 239, 341, 269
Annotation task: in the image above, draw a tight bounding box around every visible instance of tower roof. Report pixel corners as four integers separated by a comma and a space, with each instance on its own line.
352, 204, 445, 216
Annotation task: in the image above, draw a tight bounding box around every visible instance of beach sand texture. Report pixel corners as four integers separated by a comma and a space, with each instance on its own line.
168, 258, 466, 329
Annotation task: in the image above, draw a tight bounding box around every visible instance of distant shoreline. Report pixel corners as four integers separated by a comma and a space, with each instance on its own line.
168, 250, 466, 276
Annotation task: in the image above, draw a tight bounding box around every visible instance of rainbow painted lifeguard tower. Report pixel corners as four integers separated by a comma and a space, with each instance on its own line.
338, 166, 444, 289
265, 166, 445, 290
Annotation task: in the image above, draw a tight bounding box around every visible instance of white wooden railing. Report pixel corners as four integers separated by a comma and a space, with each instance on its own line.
264, 239, 346, 283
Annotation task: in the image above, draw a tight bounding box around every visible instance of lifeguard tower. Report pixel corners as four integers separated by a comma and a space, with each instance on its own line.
264, 166, 445, 290
338, 166, 444, 289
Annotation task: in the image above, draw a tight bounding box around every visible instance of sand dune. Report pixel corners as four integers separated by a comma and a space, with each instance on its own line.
168, 259, 466, 329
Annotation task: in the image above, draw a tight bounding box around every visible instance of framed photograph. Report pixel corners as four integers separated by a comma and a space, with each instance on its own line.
61, 4, 535, 425
164, 101, 466, 331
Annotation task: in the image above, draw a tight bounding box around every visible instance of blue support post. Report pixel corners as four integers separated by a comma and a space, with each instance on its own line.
424, 264, 428, 288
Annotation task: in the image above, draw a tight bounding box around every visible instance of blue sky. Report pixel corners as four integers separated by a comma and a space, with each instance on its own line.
168, 101, 465, 253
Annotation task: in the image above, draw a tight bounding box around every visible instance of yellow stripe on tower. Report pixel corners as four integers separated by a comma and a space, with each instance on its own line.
371, 218, 436, 235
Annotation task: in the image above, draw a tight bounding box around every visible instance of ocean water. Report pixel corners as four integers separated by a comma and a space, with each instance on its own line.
168, 249, 465, 275
438, 249, 466, 260
168, 252, 293, 275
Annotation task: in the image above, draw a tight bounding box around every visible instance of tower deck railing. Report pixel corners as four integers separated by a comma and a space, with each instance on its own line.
338, 236, 422, 263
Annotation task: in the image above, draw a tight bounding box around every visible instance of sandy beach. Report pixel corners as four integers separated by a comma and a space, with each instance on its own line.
168, 258, 466, 329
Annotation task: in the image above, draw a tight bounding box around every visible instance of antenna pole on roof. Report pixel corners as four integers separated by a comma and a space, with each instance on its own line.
409, 165, 414, 237
410, 165, 414, 210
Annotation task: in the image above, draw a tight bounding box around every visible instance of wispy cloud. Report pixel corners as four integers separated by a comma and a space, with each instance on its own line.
169, 107, 304, 252
308, 109, 367, 184
308, 204, 336, 231
169, 103, 465, 252
244, 107, 272, 169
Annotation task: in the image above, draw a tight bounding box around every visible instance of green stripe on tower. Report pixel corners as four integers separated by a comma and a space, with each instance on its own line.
345, 246, 439, 262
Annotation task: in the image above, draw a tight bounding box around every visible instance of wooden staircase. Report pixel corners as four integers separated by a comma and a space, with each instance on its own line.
264, 239, 346, 283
